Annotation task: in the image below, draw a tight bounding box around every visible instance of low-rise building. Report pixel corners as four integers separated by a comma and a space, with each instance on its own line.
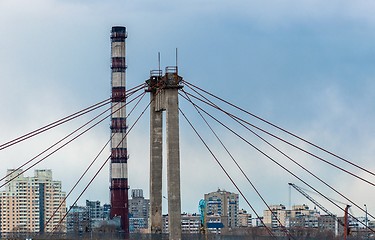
238, 209, 252, 227
162, 213, 222, 234
318, 214, 337, 233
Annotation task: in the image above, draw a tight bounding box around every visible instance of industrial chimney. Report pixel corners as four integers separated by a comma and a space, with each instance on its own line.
109, 26, 129, 236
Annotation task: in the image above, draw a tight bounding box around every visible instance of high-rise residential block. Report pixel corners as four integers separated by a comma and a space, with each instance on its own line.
129, 189, 150, 232
0, 169, 66, 233
204, 188, 239, 231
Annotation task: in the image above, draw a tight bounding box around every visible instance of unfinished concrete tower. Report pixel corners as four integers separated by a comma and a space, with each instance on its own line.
146, 66, 183, 240
110, 26, 129, 236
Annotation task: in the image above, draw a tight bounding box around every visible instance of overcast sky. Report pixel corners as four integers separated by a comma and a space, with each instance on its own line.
1, 0, 375, 219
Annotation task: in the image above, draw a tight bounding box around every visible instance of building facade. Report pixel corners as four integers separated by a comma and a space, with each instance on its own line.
128, 189, 150, 232
0, 169, 66, 233
204, 189, 239, 229
238, 209, 252, 227
264, 204, 320, 229
263, 204, 288, 228
162, 213, 222, 234
288, 204, 320, 228
86, 200, 105, 220
103, 203, 111, 220
318, 214, 337, 234
66, 205, 90, 233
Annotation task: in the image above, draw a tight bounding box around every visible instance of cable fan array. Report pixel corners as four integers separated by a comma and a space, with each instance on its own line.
0, 80, 374, 239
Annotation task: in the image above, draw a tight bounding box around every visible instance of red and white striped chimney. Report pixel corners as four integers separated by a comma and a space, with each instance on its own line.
109, 26, 129, 235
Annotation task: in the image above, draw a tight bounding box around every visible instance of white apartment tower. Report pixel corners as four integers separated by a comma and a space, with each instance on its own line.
0, 169, 66, 233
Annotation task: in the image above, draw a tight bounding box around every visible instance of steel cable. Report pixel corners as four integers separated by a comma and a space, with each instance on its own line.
180, 90, 295, 239
0, 83, 146, 151
181, 88, 374, 233
183, 80, 375, 179
44, 91, 147, 231
49, 87, 159, 234
0, 90, 146, 189
179, 107, 277, 238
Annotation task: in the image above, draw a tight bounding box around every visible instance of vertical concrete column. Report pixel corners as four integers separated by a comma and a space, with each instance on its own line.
149, 92, 163, 234
222, 192, 229, 235
165, 88, 182, 240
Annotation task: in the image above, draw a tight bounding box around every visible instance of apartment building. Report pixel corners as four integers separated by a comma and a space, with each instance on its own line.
128, 189, 150, 232
204, 189, 239, 229
0, 169, 66, 233
66, 205, 90, 233
238, 209, 252, 227
288, 204, 320, 228
263, 204, 320, 229
162, 213, 222, 234
263, 204, 288, 228
86, 200, 107, 220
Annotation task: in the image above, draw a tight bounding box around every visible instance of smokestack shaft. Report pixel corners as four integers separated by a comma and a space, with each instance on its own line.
110, 26, 129, 236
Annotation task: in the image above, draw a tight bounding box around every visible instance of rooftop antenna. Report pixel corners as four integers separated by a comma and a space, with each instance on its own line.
175, 48, 178, 74
158, 52, 161, 76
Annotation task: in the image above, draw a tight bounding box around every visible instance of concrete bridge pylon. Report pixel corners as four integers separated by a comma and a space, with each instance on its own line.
146, 67, 183, 240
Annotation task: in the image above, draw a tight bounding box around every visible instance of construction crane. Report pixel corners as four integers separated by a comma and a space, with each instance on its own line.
288, 183, 350, 239
198, 199, 224, 236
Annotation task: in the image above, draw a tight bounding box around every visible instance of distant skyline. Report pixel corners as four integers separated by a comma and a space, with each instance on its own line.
1, 0, 375, 219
